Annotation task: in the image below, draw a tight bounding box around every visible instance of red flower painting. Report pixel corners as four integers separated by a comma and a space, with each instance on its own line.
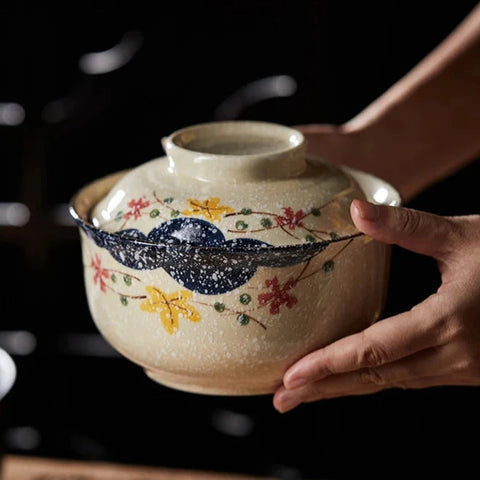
258, 276, 298, 314
90, 254, 109, 293
275, 207, 305, 230
124, 196, 150, 221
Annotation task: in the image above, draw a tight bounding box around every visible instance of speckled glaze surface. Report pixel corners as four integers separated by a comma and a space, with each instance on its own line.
70, 121, 401, 395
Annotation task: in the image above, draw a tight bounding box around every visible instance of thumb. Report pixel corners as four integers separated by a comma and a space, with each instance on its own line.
350, 199, 456, 259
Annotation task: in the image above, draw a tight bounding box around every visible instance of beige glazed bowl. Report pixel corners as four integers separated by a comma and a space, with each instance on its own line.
70, 121, 401, 396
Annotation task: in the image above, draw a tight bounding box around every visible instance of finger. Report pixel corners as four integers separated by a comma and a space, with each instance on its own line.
274, 378, 384, 412
282, 299, 445, 390
275, 336, 480, 413
277, 346, 446, 411
275, 366, 476, 413
350, 199, 459, 260
274, 372, 467, 412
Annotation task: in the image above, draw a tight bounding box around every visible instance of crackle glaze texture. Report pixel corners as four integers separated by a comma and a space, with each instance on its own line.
70, 121, 400, 395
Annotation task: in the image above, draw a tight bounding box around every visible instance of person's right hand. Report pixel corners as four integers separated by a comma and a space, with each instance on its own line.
274, 200, 480, 413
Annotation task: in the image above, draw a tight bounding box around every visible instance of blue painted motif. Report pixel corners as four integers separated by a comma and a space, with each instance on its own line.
78, 217, 332, 294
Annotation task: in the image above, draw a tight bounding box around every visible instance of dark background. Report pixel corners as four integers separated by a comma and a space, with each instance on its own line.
1, 1, 479, 479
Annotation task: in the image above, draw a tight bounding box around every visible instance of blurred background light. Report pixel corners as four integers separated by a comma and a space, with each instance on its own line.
57, 333, 120, 357
214, 75, 297, 120
42, 97, 77, 124
78, 30, 143, 75
210, 408, 255, 437
0, 103, 25, 126
3, 426, 41, 451
0, 331, 37, 356
0, 203, 30, 226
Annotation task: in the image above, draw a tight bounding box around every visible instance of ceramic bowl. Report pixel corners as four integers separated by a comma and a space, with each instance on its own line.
70, 121, 400, 395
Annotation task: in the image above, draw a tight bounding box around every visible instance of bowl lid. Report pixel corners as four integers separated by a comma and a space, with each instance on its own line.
87, 121, 367, 249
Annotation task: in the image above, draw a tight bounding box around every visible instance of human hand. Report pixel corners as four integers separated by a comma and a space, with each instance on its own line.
295, 124, 362, 169
273, 199, 480, 413
296, 123, 434, 202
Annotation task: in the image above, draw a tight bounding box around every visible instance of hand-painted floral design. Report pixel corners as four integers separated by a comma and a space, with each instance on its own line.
124, 196, 151, 221
98, 181, 357, 245
224, 192, 355, 242
140, 286, 201, 334
275, 207, 305, 231
182, 197, 235, 221
85, 235, 356, 334
258, 276, 298, 314
91, 254, 109, 293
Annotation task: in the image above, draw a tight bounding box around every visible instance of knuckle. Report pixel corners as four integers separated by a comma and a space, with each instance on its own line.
319, 359, 337, 378
396, 207, 422, 237
442, 315, 466, 343
359, 367, 387, 386
455, 343, 480, 378
305, 349, 337, 378
357, 331, 390, 367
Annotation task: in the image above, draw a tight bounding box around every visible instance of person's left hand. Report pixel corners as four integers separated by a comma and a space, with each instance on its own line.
273, 199, 480, 413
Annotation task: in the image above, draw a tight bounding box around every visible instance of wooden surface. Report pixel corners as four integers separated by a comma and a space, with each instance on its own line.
1, 455, 275, 480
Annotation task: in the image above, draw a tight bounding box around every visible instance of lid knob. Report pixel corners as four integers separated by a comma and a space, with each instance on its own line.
163, 121, 306, 182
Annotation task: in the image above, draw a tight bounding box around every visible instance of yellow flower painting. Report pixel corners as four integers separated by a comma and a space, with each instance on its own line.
140, 286, 201, 334
182, 197, 234, 222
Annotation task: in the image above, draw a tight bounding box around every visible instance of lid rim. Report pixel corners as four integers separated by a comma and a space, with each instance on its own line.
72, 211, 364, 254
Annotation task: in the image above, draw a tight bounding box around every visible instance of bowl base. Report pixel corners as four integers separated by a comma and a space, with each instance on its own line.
144, 368, 278, 396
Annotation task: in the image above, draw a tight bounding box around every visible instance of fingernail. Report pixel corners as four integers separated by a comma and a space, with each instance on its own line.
353, 199, 380, 221
276, 393, 301, 413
